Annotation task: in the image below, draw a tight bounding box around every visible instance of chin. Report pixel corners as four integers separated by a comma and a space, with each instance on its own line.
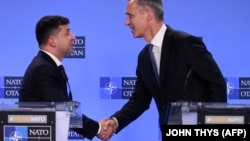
133, 35, 141, 38
132, 33, 138, 38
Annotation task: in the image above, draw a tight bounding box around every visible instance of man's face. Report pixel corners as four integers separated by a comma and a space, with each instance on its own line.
125, 0, 149, 38
55, 25, 76, 55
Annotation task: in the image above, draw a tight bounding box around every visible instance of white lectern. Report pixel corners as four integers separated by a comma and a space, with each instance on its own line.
0, 102, 82, 141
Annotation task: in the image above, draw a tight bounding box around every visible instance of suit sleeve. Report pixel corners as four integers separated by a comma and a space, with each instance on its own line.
71, 114, 99, 140
110, 68, 152, 133
183, 36, 227, 102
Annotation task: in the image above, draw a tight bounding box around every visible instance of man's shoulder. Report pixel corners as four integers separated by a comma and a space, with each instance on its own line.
167, 25, 193, 38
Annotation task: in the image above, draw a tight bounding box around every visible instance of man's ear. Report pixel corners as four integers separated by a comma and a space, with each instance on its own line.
48, 36, 56, 47
145, 7, 153, 21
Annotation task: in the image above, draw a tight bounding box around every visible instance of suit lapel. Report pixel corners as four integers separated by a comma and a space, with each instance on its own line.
159, 25, 174, 85
38, 51, 69, 100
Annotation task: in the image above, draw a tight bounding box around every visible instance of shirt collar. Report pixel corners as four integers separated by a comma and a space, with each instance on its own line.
41, 50, 62, 66
151, 24, 167, 48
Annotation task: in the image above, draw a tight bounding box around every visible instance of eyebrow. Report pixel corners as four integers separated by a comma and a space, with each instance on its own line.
65, 27, 70, 32
126, 12, 133, 16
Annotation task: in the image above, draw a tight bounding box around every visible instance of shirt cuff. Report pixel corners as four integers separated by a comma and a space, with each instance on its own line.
111, 117, 118, 129
97, 122, 101, 134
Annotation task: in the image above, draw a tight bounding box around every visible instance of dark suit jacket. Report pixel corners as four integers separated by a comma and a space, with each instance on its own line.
19, 51, 98, 140
111, 25, 227, 132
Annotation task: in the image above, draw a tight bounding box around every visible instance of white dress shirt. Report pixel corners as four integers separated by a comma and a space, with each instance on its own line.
150, 24, 167, 75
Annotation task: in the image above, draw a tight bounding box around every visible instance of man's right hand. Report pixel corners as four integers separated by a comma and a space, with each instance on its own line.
97, 118, 117, 141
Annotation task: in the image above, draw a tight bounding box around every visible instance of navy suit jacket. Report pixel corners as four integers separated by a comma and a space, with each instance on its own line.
19, 51, 99, 140
111, 25, 227, 132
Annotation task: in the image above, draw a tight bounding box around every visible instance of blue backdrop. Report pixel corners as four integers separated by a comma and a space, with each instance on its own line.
0, 0, 250, 140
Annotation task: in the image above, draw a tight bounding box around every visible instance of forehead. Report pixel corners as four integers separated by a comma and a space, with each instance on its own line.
58, 25, 70, 32
126, 0, 138, 12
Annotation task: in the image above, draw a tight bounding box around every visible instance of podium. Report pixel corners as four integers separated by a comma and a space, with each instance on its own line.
0, 101, 82, 141
166, 102, 250, 125
161, 102, 250, 140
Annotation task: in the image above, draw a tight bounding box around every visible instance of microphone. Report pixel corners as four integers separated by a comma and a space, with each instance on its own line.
181, 68, 193, 101
164, 69, 193, 125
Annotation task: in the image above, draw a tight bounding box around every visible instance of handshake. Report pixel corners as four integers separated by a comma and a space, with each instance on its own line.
97, 117, 118, 141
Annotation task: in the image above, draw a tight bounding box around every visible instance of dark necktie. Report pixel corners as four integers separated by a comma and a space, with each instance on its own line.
148, 44, 160, 84
58, 65, 73, 101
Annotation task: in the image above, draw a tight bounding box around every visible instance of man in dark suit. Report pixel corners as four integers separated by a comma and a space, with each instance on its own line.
102, 0, 227, 139
19, 15, 113, 140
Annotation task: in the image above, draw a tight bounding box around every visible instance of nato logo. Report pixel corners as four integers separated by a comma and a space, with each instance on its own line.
100, 77, 136, 99
68, 129, 85, 139
238, 77, 250, 99
0, 76, 22, 99
4, 126, 28, 141
226, 77, 250, 100
0, 76, 4, 98
225, 77, 237, 99
4, 126, 52, 140
100, 77, 122, 99
65, 36, 85, 58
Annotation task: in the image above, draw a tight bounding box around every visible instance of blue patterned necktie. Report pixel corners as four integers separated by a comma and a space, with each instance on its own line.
148, 44, 160, 84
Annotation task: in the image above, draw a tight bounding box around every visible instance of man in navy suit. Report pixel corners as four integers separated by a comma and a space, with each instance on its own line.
19, 15, 113, 140
103, 0, 227, 139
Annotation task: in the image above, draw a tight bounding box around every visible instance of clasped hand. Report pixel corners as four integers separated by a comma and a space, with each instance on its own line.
97, 118, 117, 141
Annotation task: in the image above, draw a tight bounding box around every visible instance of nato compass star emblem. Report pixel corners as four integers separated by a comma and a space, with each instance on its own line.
227, 81, 234, 96
104, 81, 118, 95
9, 131, 23, 141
